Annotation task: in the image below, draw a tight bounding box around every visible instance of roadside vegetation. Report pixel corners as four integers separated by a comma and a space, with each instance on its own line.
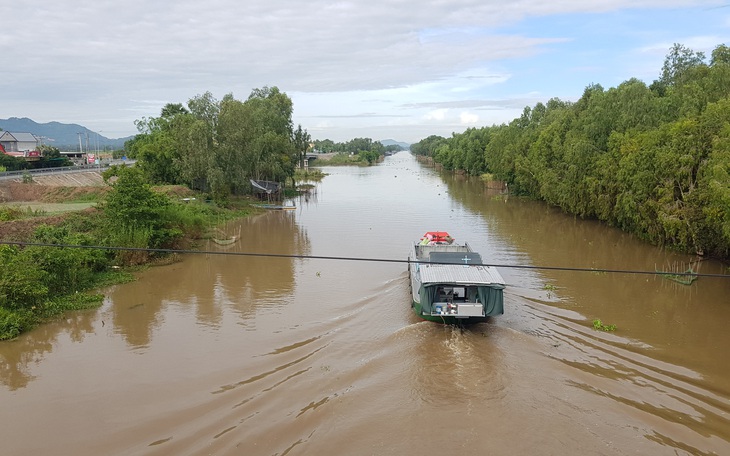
411, 43, 730, 260
0, 145, 75, 171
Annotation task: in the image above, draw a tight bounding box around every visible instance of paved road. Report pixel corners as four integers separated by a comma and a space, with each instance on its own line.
0, 160, 134, 182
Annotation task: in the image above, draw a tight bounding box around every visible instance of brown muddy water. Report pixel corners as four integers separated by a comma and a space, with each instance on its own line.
1, 153, 729, 455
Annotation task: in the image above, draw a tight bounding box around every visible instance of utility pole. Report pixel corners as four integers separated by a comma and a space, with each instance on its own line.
77, 132, 83, 153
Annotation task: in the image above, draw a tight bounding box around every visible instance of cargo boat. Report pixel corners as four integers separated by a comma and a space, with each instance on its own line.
408, 232, 505, 323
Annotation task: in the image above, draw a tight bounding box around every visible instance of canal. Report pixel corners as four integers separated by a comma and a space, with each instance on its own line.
1, 152, 728, 455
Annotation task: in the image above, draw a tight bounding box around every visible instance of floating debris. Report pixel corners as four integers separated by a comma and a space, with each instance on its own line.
656, 261, 699, 285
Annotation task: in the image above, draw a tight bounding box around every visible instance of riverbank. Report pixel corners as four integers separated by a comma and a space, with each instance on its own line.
0, 180, 264, 340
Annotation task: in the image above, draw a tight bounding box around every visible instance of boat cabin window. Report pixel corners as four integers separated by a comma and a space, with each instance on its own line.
437, 286, 467, 302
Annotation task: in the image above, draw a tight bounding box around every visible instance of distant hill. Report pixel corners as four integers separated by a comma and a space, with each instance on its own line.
0, 118, 410, 152
380, 139, 410, 149
0, 117, 134, 150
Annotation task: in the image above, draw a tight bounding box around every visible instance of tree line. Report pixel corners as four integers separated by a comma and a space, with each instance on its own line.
411, 44, 730, 259
313, 138, 403, 155
124, 87, 311, 200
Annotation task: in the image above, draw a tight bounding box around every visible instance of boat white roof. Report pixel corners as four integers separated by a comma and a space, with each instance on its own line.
419, 264, 505, 286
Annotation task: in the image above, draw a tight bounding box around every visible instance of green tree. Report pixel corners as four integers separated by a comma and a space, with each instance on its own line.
161, 102, 189, 118
314, 139, 336, 153
187, 92, 219, 137
129, 87, 298, 198
411, 135, 446, 156
211, 87, 296, 198
659, 43, 706, 87
293, 124, 312, 169
102, 165, 169, 228
710, 44, 730, 66
359, 150, 380, 164
130, 115, 181, 184
38, 145, 62, 159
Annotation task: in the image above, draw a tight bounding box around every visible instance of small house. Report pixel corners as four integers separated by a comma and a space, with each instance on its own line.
0, 131, 39, 153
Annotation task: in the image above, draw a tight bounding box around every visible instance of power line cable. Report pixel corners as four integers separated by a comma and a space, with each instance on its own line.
1, 240, 727, 279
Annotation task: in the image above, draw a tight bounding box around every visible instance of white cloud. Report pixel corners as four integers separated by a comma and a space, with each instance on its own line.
424, 110, 448, 121
460, 112, 480, 124
1, 0, 727, 142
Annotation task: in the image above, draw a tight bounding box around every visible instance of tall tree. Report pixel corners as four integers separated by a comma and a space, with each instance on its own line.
293, 124, 311, 169
160, 103, 188, 118
187, 92, 220, 135
710, 44, 730, 66
659, 43, 706, 86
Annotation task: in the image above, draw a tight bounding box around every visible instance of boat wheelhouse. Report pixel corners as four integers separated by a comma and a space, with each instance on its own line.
408, 232, 505, 324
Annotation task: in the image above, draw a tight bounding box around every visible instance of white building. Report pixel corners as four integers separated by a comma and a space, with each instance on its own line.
0, 131, 39, 153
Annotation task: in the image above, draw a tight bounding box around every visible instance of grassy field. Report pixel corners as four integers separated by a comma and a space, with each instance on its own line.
1, 201, 97, 214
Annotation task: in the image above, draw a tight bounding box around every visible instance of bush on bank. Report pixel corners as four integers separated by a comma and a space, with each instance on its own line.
0, 237, 110, 340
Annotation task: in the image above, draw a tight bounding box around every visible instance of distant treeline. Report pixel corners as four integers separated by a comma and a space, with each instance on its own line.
411, 44, 730, 259
313, 138, 403, 155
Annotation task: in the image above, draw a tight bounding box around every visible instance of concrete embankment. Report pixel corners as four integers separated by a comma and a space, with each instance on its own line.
2, 171, 106, 187
31, 171, 106, 187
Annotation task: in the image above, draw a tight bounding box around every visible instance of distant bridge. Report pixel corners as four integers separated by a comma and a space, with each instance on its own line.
301, 152, 337, 167
306, 152, 336, 160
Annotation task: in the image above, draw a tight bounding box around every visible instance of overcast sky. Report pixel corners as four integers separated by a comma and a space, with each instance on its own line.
2, 1, 728, 144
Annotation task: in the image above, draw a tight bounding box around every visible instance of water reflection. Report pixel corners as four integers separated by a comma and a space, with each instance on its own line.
0, 312, 96, 390
109, 210, 311, 349
0, 196, 312, 388
439, 169, 730, 383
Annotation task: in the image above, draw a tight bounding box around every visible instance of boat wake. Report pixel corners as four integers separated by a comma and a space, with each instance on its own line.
503, 289, 730, 455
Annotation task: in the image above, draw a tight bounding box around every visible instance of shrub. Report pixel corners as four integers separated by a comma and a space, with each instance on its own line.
0, 246, 50, 312
0, 207, 22, 221
107, 227, 153, 265
0, 306, 29, 340
102, 166, 171, 230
